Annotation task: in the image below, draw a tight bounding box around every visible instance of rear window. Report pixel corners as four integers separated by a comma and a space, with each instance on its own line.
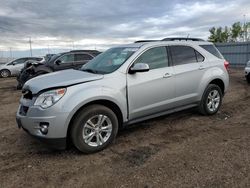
200, 45, 224, 59
170, 46, 204, 66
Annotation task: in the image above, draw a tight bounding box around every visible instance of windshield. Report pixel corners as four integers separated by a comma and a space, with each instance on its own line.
81, 47, 138, 74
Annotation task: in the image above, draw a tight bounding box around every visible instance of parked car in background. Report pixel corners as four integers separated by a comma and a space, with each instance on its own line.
16, 50, 101, 89
16, 38, 229, 153
245, 60, 250, 83
0, 57, 43, 77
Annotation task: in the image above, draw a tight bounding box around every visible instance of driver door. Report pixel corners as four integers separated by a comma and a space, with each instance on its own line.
127, 46, 176, 120
53, 53, 74, 71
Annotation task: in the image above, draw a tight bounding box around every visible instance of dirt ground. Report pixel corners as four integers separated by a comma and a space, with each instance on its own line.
0, 69, 249, 188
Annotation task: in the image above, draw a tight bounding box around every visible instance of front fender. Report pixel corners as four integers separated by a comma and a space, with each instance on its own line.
61, 85, 127, 131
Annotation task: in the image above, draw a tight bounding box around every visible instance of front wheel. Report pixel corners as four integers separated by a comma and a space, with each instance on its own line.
70, 105, 118, 153
0, 69, 11, 78
198, 84, 223, 115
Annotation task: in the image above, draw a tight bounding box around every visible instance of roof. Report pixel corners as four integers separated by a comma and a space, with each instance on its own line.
117, 40, 212, 49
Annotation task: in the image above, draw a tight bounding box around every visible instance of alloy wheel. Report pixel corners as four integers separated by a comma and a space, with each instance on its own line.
206, 89, 220, 112
82, 114, 112, 147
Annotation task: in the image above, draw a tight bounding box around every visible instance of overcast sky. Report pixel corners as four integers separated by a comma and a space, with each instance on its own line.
0, 0, 250, 57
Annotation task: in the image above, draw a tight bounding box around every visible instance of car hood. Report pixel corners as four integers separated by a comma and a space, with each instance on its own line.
23, 69, 104, 94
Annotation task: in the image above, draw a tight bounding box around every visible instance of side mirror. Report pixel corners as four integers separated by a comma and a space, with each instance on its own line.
55, 59, 62, 65
129, 63, 149, 74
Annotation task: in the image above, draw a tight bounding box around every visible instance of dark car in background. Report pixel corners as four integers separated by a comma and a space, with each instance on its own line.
16, 50, 101, 89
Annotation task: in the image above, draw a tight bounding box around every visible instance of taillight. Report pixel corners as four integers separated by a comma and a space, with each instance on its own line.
224, 61, 229, 70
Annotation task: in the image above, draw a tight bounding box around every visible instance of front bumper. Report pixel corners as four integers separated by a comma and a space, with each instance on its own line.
18, 121, 66, 149
16, 104, 70, 150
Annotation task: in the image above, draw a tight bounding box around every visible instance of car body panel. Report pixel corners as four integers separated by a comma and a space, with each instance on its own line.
23, 69, 104, 94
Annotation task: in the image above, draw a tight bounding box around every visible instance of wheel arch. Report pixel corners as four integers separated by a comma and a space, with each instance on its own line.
0, 69, 11, 77
66, 99, 124, 145
208, 78, 225, 95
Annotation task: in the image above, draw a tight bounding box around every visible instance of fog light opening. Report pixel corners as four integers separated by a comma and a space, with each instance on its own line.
40, 122, 49, 135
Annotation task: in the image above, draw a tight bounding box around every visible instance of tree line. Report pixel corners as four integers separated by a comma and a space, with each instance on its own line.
208, 21, 250, 43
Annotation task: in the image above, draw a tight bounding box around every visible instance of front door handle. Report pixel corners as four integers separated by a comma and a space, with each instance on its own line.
199, 66, 205, 70
163, 73, 172, 78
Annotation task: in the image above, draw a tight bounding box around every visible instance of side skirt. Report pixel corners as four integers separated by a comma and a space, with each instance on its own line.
124, 103, 198, 126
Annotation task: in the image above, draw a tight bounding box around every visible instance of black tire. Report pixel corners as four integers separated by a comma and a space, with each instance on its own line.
70, 105, 119, 153
16, 82, 22, 90
0, 69, 11, 78
247, 74, 250, 84
198, 84, 223, 115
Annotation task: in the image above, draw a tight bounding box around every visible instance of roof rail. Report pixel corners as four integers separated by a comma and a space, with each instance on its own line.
70, 50, 100, 53
134, 40, 160, 43
162, 37, 205, 41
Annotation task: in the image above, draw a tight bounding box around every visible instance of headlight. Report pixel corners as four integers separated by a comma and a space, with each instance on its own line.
34, 88, 66, 109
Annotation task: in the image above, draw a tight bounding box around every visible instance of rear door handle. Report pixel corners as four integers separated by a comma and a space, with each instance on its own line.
163, 73, 172, 78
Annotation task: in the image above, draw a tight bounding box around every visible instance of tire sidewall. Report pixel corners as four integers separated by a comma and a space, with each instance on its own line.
71, 105, 118, 153
202, 84, 223, 115
0, 69, 10, 78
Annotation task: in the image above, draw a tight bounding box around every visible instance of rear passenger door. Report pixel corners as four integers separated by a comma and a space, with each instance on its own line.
73, 53, 93, 69
170, 45, 206, 106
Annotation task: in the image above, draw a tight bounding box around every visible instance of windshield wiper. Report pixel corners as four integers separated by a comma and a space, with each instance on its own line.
82, 68, 98, 74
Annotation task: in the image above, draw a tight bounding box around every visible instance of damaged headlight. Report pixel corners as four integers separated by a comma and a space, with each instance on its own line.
34, 88, 66, 109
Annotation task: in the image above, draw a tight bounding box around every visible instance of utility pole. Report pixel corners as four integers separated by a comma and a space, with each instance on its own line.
29, 37, 33, 57
243, 14, 247, 42
47, 45, 50, 54
9, 47, 12, 58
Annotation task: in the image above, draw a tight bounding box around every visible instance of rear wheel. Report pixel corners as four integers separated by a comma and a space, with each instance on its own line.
70, 105, 118, 153
0, 69, 11, 78
199, 84, 222, 115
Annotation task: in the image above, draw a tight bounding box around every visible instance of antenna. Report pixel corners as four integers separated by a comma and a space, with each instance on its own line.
29, 37, 33, 57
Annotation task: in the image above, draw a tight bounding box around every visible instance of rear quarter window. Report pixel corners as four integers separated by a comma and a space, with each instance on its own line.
200, 45, 224, 59
170, 45, 204, 66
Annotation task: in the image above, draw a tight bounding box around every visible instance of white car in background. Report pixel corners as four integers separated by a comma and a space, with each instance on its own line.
245, 60, 250, 83
0, 57, 43, 77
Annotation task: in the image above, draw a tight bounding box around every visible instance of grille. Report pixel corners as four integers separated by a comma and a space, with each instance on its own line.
19, 105, 29, 116
22, 89, 33, 100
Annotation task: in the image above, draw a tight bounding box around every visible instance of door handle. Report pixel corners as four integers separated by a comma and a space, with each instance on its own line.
163, 73, 172, 78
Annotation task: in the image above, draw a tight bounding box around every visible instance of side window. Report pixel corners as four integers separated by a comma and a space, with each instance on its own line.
170, 46, 202, 65
195, 50, 204, 62
134, 47, 168, 70
57, 54, 74, 64
75, 54, 93, 61
13, 58, 27, 65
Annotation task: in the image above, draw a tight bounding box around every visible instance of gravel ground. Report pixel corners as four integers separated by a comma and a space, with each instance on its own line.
0, 69, 249, 188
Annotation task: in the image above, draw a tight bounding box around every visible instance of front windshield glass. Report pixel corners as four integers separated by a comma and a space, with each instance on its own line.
81, 47, 138, 74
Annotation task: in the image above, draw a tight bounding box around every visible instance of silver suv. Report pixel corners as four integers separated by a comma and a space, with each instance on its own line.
16, 38, 229, 153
